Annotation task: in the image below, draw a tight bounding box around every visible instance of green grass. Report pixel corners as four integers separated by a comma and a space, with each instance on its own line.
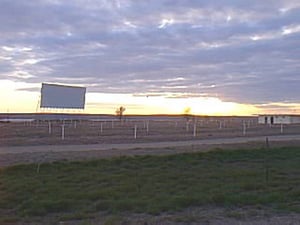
0, 147, 300, 222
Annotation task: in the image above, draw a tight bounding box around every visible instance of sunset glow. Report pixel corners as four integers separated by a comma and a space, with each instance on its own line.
0, 1, 299, 115
0, 79, 261, 116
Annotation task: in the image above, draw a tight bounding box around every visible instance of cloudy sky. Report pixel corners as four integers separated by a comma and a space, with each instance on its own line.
1, 0, 300, 115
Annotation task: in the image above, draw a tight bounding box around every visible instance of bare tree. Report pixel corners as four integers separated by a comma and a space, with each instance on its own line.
183, 107, 192, 122
116, 106, 126, 121
183, 107, 192, 132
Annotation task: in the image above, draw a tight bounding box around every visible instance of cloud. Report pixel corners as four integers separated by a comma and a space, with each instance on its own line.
0, 0, 299, 105
256, 102, 300, 114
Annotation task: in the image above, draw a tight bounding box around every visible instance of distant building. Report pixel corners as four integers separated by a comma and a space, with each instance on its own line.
258, 114, 300, 125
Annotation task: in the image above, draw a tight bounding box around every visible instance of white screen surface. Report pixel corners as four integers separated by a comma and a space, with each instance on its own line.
40, 83, 86, 109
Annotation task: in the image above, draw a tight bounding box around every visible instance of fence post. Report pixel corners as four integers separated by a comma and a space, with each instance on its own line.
61, 124, 65, 140
48, 121, 51, 134
265, 137, 270, 186
193, 123, 197, 137
146, 121, 149, 134
186, 122, 189, 132
243, 122, 246, 136
134, 125, 137, 139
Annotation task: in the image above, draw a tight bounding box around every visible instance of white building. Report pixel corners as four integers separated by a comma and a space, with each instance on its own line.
258, 114, 300, 125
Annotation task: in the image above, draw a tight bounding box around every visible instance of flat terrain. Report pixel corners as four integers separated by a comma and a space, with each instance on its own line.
1, 135, 300, 167
0, 147, 299, 225
1, 118, 300, 167
1, 118, 300, 224
0, 117, 297, 147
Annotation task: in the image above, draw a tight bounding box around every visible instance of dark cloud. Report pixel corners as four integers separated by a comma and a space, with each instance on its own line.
0, 0, 299, 104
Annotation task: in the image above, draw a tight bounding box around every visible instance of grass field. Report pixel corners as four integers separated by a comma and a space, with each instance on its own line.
0, 147, 300, 224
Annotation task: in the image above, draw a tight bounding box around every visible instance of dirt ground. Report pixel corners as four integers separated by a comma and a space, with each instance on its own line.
1, 118, 300, 167
1, 138, 300, 167
18, 205, 300, 225
1, 118, 300, 224
1, 118, 298, 147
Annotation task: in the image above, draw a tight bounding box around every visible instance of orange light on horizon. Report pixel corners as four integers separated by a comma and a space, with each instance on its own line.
2, 79, 297, 116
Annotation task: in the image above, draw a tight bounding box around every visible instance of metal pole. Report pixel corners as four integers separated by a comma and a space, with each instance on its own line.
193, 123, 197, 137
146, 121, 149, 134
61, 124, 65, 140
243, 122, 246, 136
48, 121, 51, 134
134, 125, 137, 139
265, 137, 270, 186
